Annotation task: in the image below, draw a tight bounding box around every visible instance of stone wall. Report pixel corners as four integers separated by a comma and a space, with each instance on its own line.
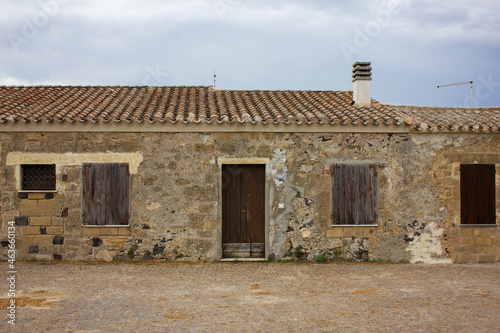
0, 131, 498, 263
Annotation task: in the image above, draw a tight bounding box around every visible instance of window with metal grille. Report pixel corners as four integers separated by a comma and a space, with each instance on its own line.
82, 163, 130, 225
460, 164, 496, 225
21, 164, 56, 190
331, 163, 378, 225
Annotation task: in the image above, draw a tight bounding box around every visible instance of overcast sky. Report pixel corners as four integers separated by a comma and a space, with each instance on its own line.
1, 0, 499, 107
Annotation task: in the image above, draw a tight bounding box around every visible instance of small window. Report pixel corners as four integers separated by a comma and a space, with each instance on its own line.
331, 163, 378, 225
21, 164, 56, 190
460, 164, 496, 225
82, 163, 130, 226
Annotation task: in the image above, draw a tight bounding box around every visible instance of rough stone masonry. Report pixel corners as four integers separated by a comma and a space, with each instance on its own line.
0, 131, 499, 263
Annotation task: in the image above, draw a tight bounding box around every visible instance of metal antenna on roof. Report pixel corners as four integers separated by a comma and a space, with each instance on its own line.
437, 81, 473, 107
213, 69, 216, 89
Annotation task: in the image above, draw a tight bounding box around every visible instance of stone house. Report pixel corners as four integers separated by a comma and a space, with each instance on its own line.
1, 62, 499, 263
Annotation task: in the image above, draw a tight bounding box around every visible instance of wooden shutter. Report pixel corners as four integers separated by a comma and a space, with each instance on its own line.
83, 163, 129, 225
332, 164, 377, 225
460, 164, 496, 224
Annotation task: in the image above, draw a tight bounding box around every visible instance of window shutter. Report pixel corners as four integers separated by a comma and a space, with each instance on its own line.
83, 163, 129, 225
460, 164, 495, 224
107, 163, 130, 225
332, 164, 377, 225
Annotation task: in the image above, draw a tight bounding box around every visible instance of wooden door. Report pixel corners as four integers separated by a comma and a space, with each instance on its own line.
222, 164, 265, 258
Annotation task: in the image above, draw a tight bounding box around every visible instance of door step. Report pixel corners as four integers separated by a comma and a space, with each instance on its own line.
222, 243, 265, 259
220, 258, 266, 262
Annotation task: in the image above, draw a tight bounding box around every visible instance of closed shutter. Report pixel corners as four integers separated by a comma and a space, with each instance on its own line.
83, 163, 129, 225
460, 164, 496, 224
331, 164, 377, 225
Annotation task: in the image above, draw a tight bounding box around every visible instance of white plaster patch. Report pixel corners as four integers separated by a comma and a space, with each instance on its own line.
146, 202, 161, 211
270, 148, 287, 187
407, 222, 452, 264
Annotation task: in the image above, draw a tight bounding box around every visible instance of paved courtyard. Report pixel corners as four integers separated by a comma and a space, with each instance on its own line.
1, 262, 499, 332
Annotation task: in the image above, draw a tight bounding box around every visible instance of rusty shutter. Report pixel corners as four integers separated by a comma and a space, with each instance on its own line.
331, 163, 377, 225
82, 163, 129, 225
460, 164, 496, 224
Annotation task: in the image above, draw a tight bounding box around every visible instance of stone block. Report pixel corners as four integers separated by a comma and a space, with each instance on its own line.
15, 216, 29, 226
28, 193, 45, 200
82, 228, 101, 236
379, 209, 394, 218
51, 217, 64, 226
99, 227, 119, 236
456, 253, 478, 263
20, 226, 41, 235
30, 217, 52, 226
459, 228, 473, 237
33, 235, 54, 244
443, 177, 458, 186
46, 226, 64, 235
27, 245, 39, 254
37, 200, 63, 216
188, 214, 205, 229
477, 254, 498, 263
326, 229, 342, 238
481, 246, 498, 255
52, 235, 64, 245
103, 236, 128, 249
20, 200, 37, 216
118, 228, 131, 236
354, 227, 373, 238
454, 245, 468, 253
343, 227, 354, 238
205, 220, 218, 230
447, 202, 460, 212
481, 228, 497, 237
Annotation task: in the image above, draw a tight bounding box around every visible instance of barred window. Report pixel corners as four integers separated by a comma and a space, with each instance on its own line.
21, 164, 56, 190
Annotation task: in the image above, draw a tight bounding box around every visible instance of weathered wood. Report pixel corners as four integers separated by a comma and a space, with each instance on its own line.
332, 164, 377, 225
222, 164, 265, 258
222, 243, 251, 258
460, 164, 496, 224
222, 243, 265, 258
82, 163, 129, 225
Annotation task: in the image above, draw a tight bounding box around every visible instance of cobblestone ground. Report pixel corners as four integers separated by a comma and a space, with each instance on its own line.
1, 262, 499, 332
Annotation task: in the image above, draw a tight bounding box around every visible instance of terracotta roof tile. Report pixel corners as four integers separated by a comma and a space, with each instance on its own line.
391, 105, 500, 132
0, 85, 498, 132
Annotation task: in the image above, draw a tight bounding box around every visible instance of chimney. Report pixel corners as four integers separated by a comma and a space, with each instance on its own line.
352, 62, 372, 107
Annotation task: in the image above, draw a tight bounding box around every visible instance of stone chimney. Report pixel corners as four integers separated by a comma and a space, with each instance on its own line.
352, 62, 372, 107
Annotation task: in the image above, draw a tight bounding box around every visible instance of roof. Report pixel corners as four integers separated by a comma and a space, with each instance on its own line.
0, 85, 498, 133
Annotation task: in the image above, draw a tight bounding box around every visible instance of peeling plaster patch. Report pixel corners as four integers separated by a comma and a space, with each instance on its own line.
407, 222, 452, 264
270, 148, 287, 186
146, 202, 161, 211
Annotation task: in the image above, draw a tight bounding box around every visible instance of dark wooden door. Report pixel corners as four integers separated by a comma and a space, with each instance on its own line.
222, 164, 265, 258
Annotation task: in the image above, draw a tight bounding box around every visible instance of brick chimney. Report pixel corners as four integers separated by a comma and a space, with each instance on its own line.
352, 62, 372, 107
